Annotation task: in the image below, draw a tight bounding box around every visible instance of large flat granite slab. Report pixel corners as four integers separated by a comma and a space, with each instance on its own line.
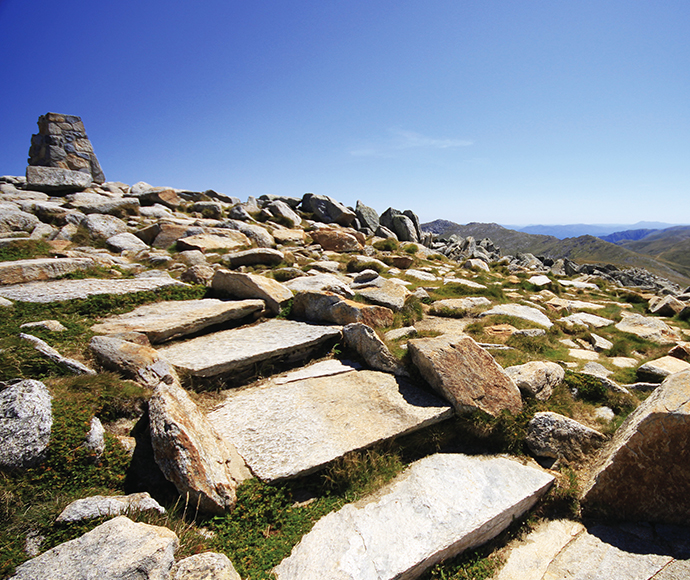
207, 370, 453, 480
273, 454, 554, 579
157, 319, 342, 378
91, 298, 264, 343
0, 271, 186, 303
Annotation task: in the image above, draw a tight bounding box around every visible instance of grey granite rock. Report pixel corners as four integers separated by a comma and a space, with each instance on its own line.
212, 269, 292, 315
91, 299, 264, 343
25, 165, 92, 193
10, 516, 177, 580
481, 304, 553, 328
273, 454, 554, 580
20, 333, 96, 375
171, 552, 241, 580
157, 319, 342, 379
0, 257, 95, 285
526, 412, 606, 461
504, 361, 564, 401
343, 322, 407, 376
208, 369, 452, 481
0, 379, 52, 469
56, 492, 165, 523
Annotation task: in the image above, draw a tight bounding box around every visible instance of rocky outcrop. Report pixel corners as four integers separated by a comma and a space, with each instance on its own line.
636, 355, 690, 382
408, 335, 523, 416
309, 228, 362, 252
0, 379, 52, 469
615, 312, 683, 344
148, 381, 251, 514
273, 454, 553, 580
581, 369, 690, 524
10, 516, 177, 579
0, 257, 94, 285
171, 552, 241, 580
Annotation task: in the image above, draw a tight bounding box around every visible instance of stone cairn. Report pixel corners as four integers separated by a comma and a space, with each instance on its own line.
26, 112, 105, 192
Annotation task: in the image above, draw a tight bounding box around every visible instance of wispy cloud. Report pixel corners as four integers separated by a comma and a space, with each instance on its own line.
350, 128, 472, 158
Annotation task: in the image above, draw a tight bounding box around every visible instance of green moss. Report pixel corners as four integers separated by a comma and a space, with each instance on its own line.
0, 239, 53, 262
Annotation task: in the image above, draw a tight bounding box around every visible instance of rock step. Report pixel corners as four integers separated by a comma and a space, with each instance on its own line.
0, 271, 186, 303
90, 298, 265, 343
207, 368, 452, 480
157, 318, 342, 379
273, 454, 554, 580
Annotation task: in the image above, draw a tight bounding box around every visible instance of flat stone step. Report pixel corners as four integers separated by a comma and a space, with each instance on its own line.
157, 319, 342, 379
91, 298, 264, 343
0, 271, 186, 303
0, 257, 94, 285
273, 454, 554, 579
207, 369, 453, 480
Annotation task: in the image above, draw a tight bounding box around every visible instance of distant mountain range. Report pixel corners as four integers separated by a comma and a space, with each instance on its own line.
503, 222, 682, 239
421, 220, 690, 286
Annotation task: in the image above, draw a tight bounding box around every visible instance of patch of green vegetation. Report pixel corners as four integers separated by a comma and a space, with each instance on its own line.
276, 298, 293, 319
209, 448, 404, 580
373, 238, 399, 252
346, 258, 386, 274
393, 296, 424, 327
430, 282, 505, 302
563, 371, 637, 416
403, 243, 419, 255
0, 239, 52, 262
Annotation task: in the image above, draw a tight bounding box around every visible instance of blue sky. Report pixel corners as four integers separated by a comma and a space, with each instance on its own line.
1, 1, 688, 225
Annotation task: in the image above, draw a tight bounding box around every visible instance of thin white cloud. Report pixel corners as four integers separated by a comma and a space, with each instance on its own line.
350, 128, 472, 157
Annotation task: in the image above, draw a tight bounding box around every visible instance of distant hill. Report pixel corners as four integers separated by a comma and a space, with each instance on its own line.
422, 219, 690, 286
617, 226, 690, 280
599, 229, 660, 244
508, 221, 677, 239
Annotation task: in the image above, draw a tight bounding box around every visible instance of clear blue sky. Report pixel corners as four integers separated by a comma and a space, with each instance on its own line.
1, 1, 688, 225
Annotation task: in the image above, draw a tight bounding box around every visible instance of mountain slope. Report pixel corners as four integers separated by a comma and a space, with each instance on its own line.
422, 220, 690, 285
618, 226, 690, 276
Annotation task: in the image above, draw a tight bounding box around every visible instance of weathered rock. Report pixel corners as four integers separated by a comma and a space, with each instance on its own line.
481, 303, 553, 328
343, 322, 407, 375
273, 454, 554, 580
310, 228, 362, 252
384, 326, 417, 341
56, 492, 165, 523
302, 193, 356, 226
408, 335, 523, 416
526, 412, 606, 461
535, 522, 690, 580
89, 336, 178, 388
10, 516, 177, 580
292, 291, 394, 327
546, 297, 606, 311
528, 274, 552, 286
504, 361, 564, 401
649, 294, 686, 317
429, 297, 491, 316
464, 258, 490, 272
637, 355, 690, 382
20, 319, 67, 332
391, 213, 419, 243
84, 416, 106, 457
149, 381, 251, 514
272, 227, 307, 244
176, 231, 250, 253
355, 200, 379, 231
157, 319, 342, 379
589, 333, 614, 352
106, 232, 149, 253
171, 552, 241, 580
20, 333, 96, 375
495, 519, 585, 580
190, 201, 223, 220
25, 165, 92, 193
212, 269, 292, 314
0, 257, 94, 285
222, 219, 275, 248
208, 370, 452, 480
284, 272, 355, 297
273, 359, 361, 384
0, 379, 52, 469
355, 279, 410, 311
144, 222, 204, 249
92, 298, 264, 343
581, 369, 690, 523
0, 271, 186, 303
83, 213, 128, 239
221, 248, 284, 268
66, 193, 140, 216
0, 209, 40, 234
266, 200, 301, 228
129, 187, 183, 209
558, 312, 614, 329
615, 312, 682, 344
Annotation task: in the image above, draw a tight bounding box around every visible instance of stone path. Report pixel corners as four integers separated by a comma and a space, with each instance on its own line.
157, 319, 342, 378
207, 370, 452, 480
273, 454, 554, 579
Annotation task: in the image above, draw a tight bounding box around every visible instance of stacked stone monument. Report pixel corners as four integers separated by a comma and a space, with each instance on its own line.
26, 112, 105, 192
